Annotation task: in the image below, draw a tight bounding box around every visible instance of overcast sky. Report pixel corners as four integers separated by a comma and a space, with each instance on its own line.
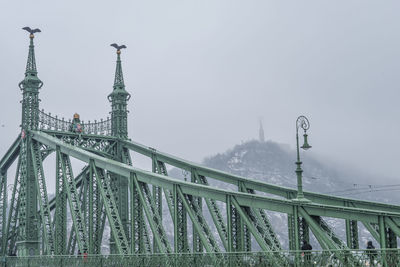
1, 1, 400, 184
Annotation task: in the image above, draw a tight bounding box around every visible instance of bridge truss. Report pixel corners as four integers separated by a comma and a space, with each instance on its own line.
1, 31, 400, 266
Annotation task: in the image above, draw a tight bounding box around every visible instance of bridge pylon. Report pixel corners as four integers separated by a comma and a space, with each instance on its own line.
107, 44, 131, 253
15, 29, 44, 256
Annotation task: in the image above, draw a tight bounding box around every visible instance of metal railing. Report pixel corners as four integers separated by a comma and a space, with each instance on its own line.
38, 109, 111, 136
2, 249, 400, 267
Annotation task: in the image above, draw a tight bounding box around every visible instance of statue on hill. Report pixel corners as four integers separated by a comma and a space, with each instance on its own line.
259, 119, 265, 142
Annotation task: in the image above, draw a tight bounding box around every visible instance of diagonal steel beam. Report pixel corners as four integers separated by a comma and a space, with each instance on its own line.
122, 139, 400, 214
31, 131, 400, 224
30, 140, 54, 254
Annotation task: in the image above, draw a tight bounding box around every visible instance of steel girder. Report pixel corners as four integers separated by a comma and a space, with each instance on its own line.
345, 219, 359, 249
16, 137, 40, 256
130, 172, 146, 254
122, 140, 400, 214
42, 131, 117, 158
239, 183, 282, 251
151, 156, 163, 253
0, 170, 7, 255
91, 164, 129, 254
177, 185, 220, 253
3, 128, 400, 259
58, 150, 89, 254
299, 208, 360, 266
31, 131, 400, 224
154, 160, 224, 254
197, 175, 228, 250
108, 142, 130, 253
30, 129, 400, 262
0, 137, 20, 172
30, 140, 54, 254
132, 174, 172, 254
0, 137, 20, 255
66, 176, 85, 255
152, 159, 188, 253
5, 157, 21, 256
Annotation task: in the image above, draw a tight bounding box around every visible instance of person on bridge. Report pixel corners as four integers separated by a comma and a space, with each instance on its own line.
70, 113, 83, 133
366, 240, 377, 266
301, 240, 312, 265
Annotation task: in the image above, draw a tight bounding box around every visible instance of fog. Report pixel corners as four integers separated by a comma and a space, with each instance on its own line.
1, 1, 399, 184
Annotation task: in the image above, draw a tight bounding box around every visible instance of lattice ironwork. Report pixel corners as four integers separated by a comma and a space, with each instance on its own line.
66, 179, 86, 255
177, 186, 220, 253
38, 110, 111, 136
31, 140, 54, 254
197, 175, 228, 250
151, 158, 164, 253
0, 170, 7, 255
59, 152, 89, 254
133, 175, 172, 254
5, 30, 400, 267
92, 166, 129, 254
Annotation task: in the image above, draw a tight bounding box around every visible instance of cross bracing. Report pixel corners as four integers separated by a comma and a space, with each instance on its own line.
0, 29, 400, 267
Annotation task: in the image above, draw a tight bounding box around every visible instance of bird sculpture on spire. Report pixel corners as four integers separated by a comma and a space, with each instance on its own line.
22, 27, 41, 38
110, 43, 127, 54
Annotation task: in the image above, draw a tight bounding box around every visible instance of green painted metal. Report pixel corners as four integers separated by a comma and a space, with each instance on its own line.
17, 136, 39, 256
132, 174, 172, 254
4, 32, 400, 266
66, 177, 86, 255
108, 49, 130, 140
230, 196, 286, 266
30, 140, 54, 254
107, 48, 130, 253
0, 137, 20, 172
91, 164, 129, 254
5, 157, 21, 256
197, 175, 228, 250
60, 151, 89, 254
190, 169, 203, 253
0, 170, 7, 256
177, 185, 220, 253
130, 172, 144, 254
33, 130, 400, 224
2, 250, 400, 267
122, 139, 400, 214
151, 156, 163, 253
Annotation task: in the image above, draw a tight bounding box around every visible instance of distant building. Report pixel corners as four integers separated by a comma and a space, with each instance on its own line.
259, 119, 265, 142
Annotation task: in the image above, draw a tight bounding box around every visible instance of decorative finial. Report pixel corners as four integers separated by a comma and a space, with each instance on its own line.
110, 43, 127, 54
22, 27, 41, 38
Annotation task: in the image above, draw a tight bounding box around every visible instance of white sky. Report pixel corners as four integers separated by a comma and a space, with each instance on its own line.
1, 1, 400, 184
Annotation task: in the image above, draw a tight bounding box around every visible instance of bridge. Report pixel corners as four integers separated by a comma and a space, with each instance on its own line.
0, 29, 400, 266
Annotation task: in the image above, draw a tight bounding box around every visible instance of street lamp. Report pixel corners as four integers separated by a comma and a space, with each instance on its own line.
294, 115, 312, 202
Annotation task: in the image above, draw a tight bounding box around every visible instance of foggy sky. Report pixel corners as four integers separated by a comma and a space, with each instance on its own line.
1, 1, 400, 184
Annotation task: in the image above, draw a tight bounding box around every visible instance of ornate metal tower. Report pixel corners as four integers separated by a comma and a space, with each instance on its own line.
108, 44, 131, 252
16, 28, 43, 256
108, 44, 130, 139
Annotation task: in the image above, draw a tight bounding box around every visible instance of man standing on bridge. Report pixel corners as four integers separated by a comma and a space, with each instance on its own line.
301, 240, 313, 265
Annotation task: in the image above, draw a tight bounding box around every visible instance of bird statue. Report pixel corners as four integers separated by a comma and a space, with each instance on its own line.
110, 43, 127, 54
22, 27, 41, 38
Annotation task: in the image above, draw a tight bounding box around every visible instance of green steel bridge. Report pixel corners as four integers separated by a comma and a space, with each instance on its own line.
1, 29, 400, 266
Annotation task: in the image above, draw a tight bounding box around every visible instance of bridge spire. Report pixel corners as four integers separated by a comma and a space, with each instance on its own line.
107, 44, 131, 253
108, 43, 130, 139
25, 34, 37, 74
19, 27, 43, 131
16, 27, 43, 257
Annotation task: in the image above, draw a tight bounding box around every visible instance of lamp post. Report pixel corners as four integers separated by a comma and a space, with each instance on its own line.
294, 115, 312, 202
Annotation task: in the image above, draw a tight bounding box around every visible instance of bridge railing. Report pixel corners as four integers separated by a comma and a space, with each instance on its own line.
2, 249, 400, 267
38, 109, 111, 136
